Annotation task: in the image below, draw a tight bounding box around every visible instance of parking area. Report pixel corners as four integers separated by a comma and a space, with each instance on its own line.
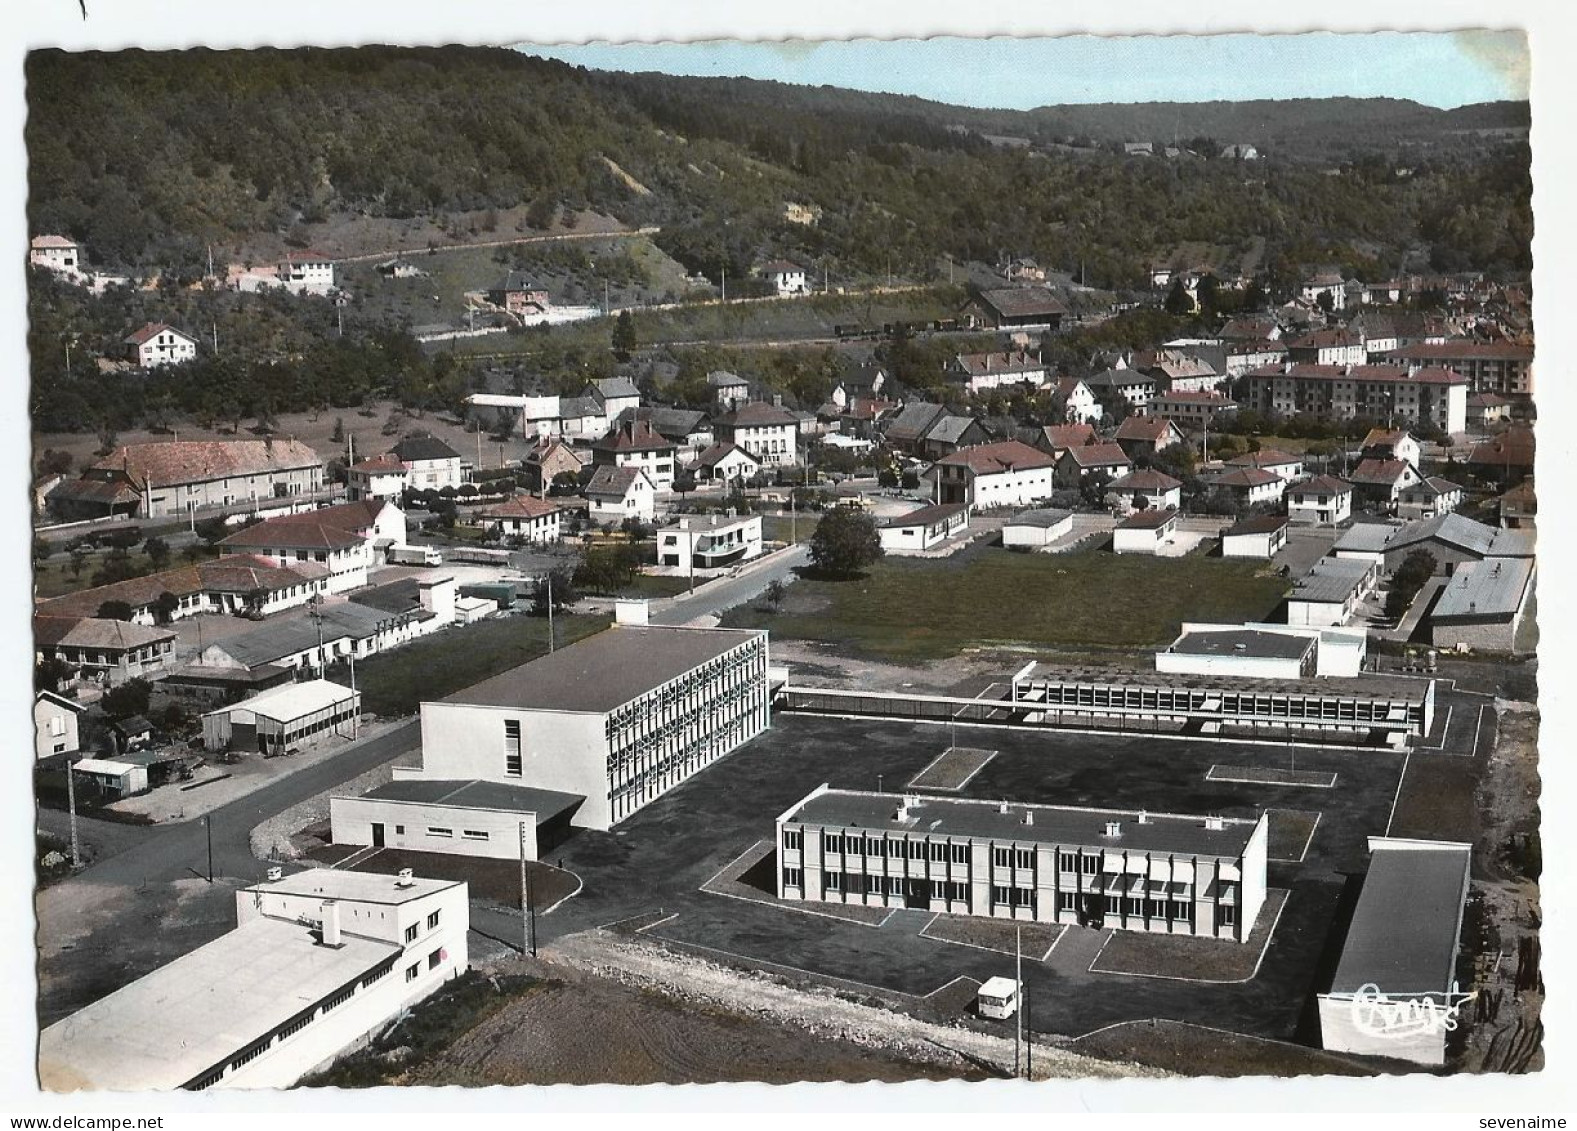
535, 712, 1415, 1043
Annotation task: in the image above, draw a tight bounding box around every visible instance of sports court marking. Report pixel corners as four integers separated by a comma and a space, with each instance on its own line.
1267, 809, 1322, 864
1206, 765, 1337, 788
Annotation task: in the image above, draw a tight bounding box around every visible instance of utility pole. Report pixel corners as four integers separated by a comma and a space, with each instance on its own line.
205, 815, 214, 883
546, 571, 555, 653
1015, 925, 1024, 1078
519, 823, 537, 958
721, 266, 726, 303
348, 651, 359, 738
65, 754, 81, 868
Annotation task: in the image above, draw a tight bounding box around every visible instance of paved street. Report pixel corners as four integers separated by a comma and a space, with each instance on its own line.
652, 543, 809, 624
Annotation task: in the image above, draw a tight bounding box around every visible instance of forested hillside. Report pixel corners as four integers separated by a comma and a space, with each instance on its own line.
27, 46, 1532, 289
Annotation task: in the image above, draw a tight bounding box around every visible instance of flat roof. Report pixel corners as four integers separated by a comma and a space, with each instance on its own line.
1005, 508, 1074, 529
39, 917, 399, 1091
1170, 629, 1314, 662
246, 868, 463, 906
1016, 662, 1427, 703
210, 679, 358, 723
439, 624, 764, 714
787, 789, 1260, 859
360, 779, 584, 824
1432, 557, 1535, 621
1290, 558, 1374, 604
1330, 840, 1472, 995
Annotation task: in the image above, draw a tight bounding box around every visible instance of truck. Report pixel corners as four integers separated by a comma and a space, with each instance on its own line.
444, 546, 513, 566
977, 976, 1019, 1020
387, 544, 443, 566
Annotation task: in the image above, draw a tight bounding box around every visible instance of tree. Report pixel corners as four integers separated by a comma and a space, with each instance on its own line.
612, 310, 637, 358
194, 516, 231, 545
96, 600, 135, 622
144, 537, 171, 568
151, 591, 180, 625
35, 656, 74, 693
1164, 278, 1195, 317
808, 506, 884, 578
672, 467, 697, 499
764, 579, 787, 611
1385, 549, 1439, 621
531, 566, 578, 615
101, 678, 152, 721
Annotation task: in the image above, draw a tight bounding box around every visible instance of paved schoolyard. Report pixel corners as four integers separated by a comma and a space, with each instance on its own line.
532, 712, 1413, 1044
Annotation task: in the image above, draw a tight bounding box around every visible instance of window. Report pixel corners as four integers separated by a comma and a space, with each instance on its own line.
361, 966, 389, 989
404, 923, 419, 943
504, 720, 522, 777
463, 830, 489, 841
992, 885, 1012, 905
1081, 853, 1100, 875
992, 847, 1012, 868
1171, 901, 1193, 922
782, 829, 802, 851
825, 871, 843, 892
1057, 851, 1078, 873
824, 834, 843, 855
946, 881, 969, 903
1012, 887, 1034, 908
405, 963, 420, 983
427, 827, 453, 838
929, 842, 947, 862
1105, 896, 1121, 914
886, 840, 904, 858
950, 843, 969, 865
907, 841, 926, 860
1219, 905, 1237, 928
395, 825, 405, 835
1015, 848, 1034, 870
782, 867, 802, 889
428, 949, 443, 970
1057, 891, 1077, 912
427, 910, 440, 930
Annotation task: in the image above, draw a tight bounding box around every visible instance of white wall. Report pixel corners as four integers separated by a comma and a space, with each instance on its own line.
1002, 516, 1073, 548
330, 796, 540, 860
1155, 650, 1304, 681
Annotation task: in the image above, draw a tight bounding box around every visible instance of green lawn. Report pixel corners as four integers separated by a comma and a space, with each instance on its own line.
762, 513, 822, 545
614, 574, 694, 599
721, 545, 1289, 662
337, 612, 612, 717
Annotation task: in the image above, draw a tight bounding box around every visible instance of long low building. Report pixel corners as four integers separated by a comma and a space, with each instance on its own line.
878, 501, 971, 552
1001, 507, 1074, 549
40, 869, 468, 1091
1161, 622, 1368, 679
331, 779, 584, 861
1318, 838, 1473, 1066
1011, 661, 1434, 744
201, 679, 362, 754
1430, 556, 1536, 653
777, 786, 1268, 941
1286, 557, 1379, 628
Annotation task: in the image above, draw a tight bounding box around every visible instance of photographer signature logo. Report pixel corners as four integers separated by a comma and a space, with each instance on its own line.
1330, 982, 1476, 1039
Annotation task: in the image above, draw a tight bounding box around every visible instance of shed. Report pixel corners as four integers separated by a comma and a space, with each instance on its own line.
1002, 508, 1075, 549
1220, 515, 1290, 560
73, 758, 149, 798
203, 679, 361, 754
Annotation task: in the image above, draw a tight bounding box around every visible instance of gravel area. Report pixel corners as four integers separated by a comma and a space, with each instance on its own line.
249, 743, 422, 860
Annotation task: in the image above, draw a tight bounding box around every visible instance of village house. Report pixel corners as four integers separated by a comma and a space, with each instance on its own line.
931, 440, 1057, 509
1220, 515, 1291, 560
711, 401, 799, 468
591, 419, 679, 489
830, 363, 888, 409
35, 555, 326, 626
962, 286, 1069, 331
1348, 458, 1424, 512
618, 407, 714, 459
657, 513, 764, 571
196, 598, 437, 679
1208, 467, 1286, 507
1397, 477, 1466, 521
1298, 269, 1348, 311
1149, 390, 1238, 428
1467, 392, 1513, 429
1082, 367, 1158, 412
1052, 378, 1103, 424
589, 376, 641, 423
389, 434, 465, 492
1223, 339, 1288, 377
1054, 442, 1133, 488
760, 259, 809, 297
707, 370, 752, 411
553, 393, 607, 440
30, 234, 80, 275
1225, 449, 1305, 482
1286, 475, 1354, 526
1137, 349, 1222, 394
34, 615, 179, 688
1498, 481, 1536, 530
34, 690, 84, 760
1242, 363, 1469, 435
1104, 469, 1183, 515
1112, 416, 1185, 459
521, 438, 588, 494
1347, 311, 1399, 356
477, 496, 563, 543
1284, 329, 1367, 367
345, 454, 407, 502
689, 442, 761, 486
947, 350, 1049, 395
124, 322, 198, 369
877, 501, 972, 553
218, 498, 406, 595
585, 465, 657, 525
1034, 422, 1097, 461
1360, 428, 1423, 469
1465, 426, 1535, 486
487, 271, 550, 317
278, 249, 336, 295
47, 439, 324, 520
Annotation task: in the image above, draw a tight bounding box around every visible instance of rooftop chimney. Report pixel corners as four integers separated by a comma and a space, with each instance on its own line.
1137, 810, 1150, 824
1104, 821, 1122, 838
266, 865, 283, 882
1022, 810, 1034, 827
1204, 815, 1226, 831
999, 800, 1010, 815
320, 899, 343, 947
395, 868, 416, 888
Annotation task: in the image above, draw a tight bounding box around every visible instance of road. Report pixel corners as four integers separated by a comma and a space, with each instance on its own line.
652, 543, 809, 625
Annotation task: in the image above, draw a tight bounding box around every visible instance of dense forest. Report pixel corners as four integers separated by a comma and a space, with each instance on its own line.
27, 45, 1532, 289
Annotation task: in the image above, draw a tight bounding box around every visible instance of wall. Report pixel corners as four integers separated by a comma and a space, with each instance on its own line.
1317, 995, 1448, 1066
1155, 650, 1305, 681
329, 797, 540, 860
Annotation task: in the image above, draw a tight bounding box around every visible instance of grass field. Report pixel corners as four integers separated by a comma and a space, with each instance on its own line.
762, 513, 822, 545
338, 612, 611, 717
721, 544, 1289, 662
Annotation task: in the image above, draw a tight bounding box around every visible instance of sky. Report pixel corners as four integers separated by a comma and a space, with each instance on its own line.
518, 31, 1529, 111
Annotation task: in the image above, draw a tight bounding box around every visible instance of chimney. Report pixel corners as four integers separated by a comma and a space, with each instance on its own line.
999, 800, 1010, 815
773, 393, 784, 408
1022, 810, 1034, 827
615, 598, 650, 627
1104, 821, 1122, 838
395, 867, 416, 888
1137, 810, 1150, 824
320, 899, 343, 947
678, 516, 689, 531
266, 865, 283, 882
1204, 815, 1225, 831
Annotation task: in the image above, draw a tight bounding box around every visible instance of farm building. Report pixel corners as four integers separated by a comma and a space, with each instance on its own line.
202, 679, 362, 754
878, 502, 971, 552
1429, 557, 1536, 653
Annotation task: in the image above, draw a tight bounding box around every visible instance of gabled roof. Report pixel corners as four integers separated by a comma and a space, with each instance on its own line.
1226, 449, 1301, 470
953, 351, 1045, 377
1348, 458, 1418, 487
36, 556, 318, 619
973, 287, 1070, 320
934, 440, 1057, 475
592, 377, 640, 401
557, 395, 603, 420
1403, 477, 1464, 499
1291, 474, 1352, 497
1116, 506, 1178, 530
124, 322, 195, 347
622, 405, 711, 438
1223, 514, 1290, 537
759, 259, 804, 275
1113, 417, 1181, 444
85, 439, 321, 490
494, 269, 544, 293
1082, 367, 1155, 391
1058, 442, 1132, 469
1210, 467, 1281, 489
1108, 469, 1182, 493
1361, 428, 1415, 451
923, 414, 980, 446
584, 465, 651, 500
713, 402, 799, 428
34, 615, 178, 652
1388, 513, 1515, 558
1286, 329, 1361, 350
348, 453, 404, 474
1466, 428, 1535, 469
707, 369, 750, 388
593, 420, 678, 454
883, 402, 946, 443
480, 495, 562, 521
1039, 423, 1096, 450
390, 434, 461, 463
220, 499, 391, 553
692, 442, 760, 470
31, 234, 77, 249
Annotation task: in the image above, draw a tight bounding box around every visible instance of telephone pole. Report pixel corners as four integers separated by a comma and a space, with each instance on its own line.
519, 823, 537, 958
65, 755, 81, 868
1015, 926, 1025, 1078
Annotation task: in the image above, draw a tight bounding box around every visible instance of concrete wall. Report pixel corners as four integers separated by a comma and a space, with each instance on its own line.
330, 796, 540, 860
1002, 516, 1072, 548
1317, 995, 1448, 1067
419, 704, 613, 829
1155, 650, 1306, 681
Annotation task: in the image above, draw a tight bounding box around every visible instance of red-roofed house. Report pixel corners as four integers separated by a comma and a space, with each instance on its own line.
346, 454, 408, 502
48, 439, 324, 520
219, 498, 405, 593
712, 402, 799, 468
1034, 422, 1097, 460
30, 234, 80, 275
1052, 378, 1102, 424
947, 351, 1049, 395
1286, 475, 1353, 526
1398, 477, 1465, 521
1360, 429, 1422, 469
1467, 392, 1512, 428
585, 465, 656, 525
690, 442, 761, 486
1113, 416, 1185, 458
1209, 467, 1286, 507
124, 323, 198, 368
930, 441, 1058, 508
477, 496, 563, 543
36, 555, 326, 625
592, 420, 680, 488
1104, 469, 1183, 515
760, 259, 808, 296
1054, 442, 1133, 488
1348, 458, 1423, 510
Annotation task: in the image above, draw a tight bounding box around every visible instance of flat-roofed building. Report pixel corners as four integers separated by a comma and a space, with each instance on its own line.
1331, 521, 1400, 567
1287, 557, 1379, 628
331, 779, 584, 861
1430, 557, 1536, 652
1161, 622, 1368, 679
39, 869, 467, 1092
1010, 661, 1431, 744
1318, 838, 1472, 1066
776, 786, 1268, 941
1156, 628, 1316, 681
657, 512, 764, 571
1112, 506, 1179, 555
878, 502, 970, 552
1001, 508, 1075, 549
1220, 514, 1290, 559
393, 603, 769, 830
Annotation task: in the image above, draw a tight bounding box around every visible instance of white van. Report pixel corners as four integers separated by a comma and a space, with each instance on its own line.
977, 976, 1019, 1020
